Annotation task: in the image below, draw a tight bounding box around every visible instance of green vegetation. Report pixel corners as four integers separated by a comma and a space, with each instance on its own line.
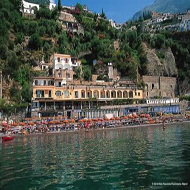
0, 0, 190, 117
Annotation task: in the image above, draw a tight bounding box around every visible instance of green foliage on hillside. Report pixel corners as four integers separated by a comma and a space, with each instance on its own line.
0, 0, 190, 113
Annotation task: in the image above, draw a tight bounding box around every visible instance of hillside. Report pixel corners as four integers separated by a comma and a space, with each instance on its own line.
132, 0, 190, 20
0, 0, 190, 114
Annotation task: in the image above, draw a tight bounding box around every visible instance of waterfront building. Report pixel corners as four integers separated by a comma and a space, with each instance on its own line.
31, 54, 144, 118
142, 76, 178, 99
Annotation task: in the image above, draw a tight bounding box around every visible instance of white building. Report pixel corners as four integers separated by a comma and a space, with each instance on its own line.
22, 0, 39, 14
180, 19, 190, 31
146, 98, 179, 105
49, 0, 56, 10
53, 54, 80, 71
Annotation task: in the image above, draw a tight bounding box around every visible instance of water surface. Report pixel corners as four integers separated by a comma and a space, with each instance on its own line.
0, 124, 190, 189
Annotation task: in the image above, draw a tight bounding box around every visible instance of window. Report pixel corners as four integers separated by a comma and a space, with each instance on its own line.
66, 73, 70, 79
49, 90, 51, 98
58, 57, 60, 62
75, 91, 78, 98
135, 92, 137, 96
152, 84, 154, 89
36, 90, 40, 98
58, 72, 61, 78
35, 80, 38, 85
41, 91, 44, 98
65, 58, 69, 63
56, 91, 61, 96
81, 91, 85, 98
64, 90, 69, 98
138, 92, 140, 96
58, 82, 61, 87
44, 80, 46, 86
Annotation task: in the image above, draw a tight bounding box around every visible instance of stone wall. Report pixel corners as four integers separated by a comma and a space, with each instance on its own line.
143, 76, 178, 98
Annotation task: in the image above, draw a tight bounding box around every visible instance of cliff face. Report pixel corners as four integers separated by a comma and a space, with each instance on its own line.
132, 0, 190, 20
143, 43, 178, 77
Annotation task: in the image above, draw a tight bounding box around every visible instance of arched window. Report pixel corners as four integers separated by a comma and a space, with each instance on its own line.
123, 91, 128, 98
93, 90, 99, 98
111, 91, 116, 98
106, 91, 110, 98
101, 91, 105, 98
129, 91, 133, 98
117, 91, 122, 98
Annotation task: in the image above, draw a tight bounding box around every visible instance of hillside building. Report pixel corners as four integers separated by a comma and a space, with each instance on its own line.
31, 54, 144, 118
22, 0, 39, 14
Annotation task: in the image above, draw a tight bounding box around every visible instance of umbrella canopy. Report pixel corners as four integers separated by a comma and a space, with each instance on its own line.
36, 121, 41, 125
70, 119, 75, 123
115, 117, 120, 120
64, 120, 68, 123
110, 117, 115, 120
19, 122, 26, 126
123, 116, 128, 119
98, 118, 103, 121
93, 118, 98, 121
146, 114, 150, 118
88, 119, 92, 122
79, 119, 84, 123
11, 123, 18, 126
83, 118, 88, 122
140, 114, 145, 117
28, 122, 34, 125
42, 121, 48, 125
133, 115, 138, 118
104, 118, 109, 121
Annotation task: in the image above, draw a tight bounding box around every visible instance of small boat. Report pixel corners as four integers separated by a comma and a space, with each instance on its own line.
2, 136, 14, 142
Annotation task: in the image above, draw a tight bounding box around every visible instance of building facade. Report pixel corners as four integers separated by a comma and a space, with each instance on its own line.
143, 76, 178, 99
31, 54, 144, 118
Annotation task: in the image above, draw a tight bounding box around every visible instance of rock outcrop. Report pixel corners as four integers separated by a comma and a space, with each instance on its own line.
143, 43, 178, 77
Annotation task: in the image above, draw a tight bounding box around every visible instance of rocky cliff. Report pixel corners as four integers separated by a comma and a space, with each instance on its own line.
142, 43, 178, 77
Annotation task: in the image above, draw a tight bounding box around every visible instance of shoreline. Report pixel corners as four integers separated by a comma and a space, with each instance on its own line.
12, 120, 190, 138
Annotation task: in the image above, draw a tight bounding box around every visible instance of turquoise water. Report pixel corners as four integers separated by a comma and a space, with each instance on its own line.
0, 124, 190, 189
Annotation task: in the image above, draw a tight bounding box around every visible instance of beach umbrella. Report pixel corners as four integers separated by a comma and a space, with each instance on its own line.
88, 118, 92, 122
115, 117, 120, 120
83, 118, 88, 122
93, 118, 98, 121
42, 121, 48, 125
11, 123, 18, 127
146, 114, 150, 118
123, 116, 128, 119
28, 122, 34, 125
104, 118, 109, 121
79, 119, 83, 123
19, 122, 26, 126
64, 120, 68, 123
36, 121, 41, 125
2, 121, 7, 127
133, 115, 138, 118
110, 117, 115, 120
70, 119, 75, 123
140, 114, 145, 117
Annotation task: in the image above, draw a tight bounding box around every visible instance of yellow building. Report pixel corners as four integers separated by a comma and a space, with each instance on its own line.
31, 54, 144, 118
32, 76, 143, 118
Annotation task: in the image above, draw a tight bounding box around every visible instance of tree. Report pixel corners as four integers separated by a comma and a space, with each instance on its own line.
82, 66, 92, 81
28, 33, 42, 50
58, 0, 61, 12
